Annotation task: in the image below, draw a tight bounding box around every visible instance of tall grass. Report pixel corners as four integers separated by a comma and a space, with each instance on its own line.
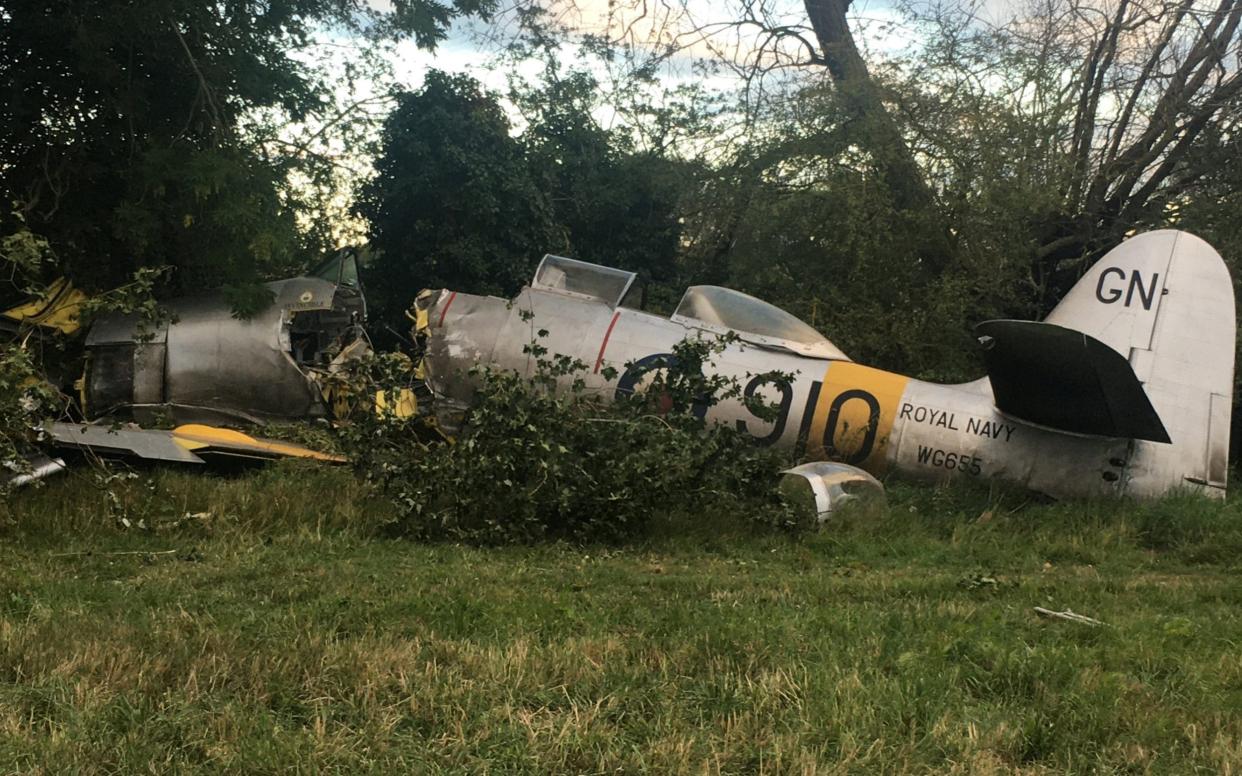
1, 461, 390, 542
1, 466, 1240, 772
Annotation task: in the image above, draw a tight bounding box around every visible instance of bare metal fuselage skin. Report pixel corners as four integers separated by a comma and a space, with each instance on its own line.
425, 289, 1132, 499
83, 253, 367, 425
423, 233, 1234, 501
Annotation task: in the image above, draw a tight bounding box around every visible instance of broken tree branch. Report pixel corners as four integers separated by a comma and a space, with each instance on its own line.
1034, 606, 1107, 626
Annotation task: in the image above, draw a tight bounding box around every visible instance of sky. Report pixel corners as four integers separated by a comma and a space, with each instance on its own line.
378, 0, 931, 96
307, 0, 1025, 238
349, 0, 1037, 120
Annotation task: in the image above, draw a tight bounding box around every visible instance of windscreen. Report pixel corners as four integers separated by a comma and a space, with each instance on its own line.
311, 251, 361, 288
532, 255, 636, 307
673, 285, 849, 359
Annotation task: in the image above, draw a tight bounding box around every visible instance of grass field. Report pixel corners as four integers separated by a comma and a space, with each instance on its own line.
2, 462, 1241, 773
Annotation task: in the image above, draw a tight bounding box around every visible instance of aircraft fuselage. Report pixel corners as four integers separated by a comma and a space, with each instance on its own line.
424, 287, 1140, 500
424, 233, 1234, 502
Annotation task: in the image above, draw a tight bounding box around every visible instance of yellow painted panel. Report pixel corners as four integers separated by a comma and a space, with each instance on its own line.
2, 278, 87, 334
375, 388, 417, 419
806, 362, 910, 473
172, 425, 346, 463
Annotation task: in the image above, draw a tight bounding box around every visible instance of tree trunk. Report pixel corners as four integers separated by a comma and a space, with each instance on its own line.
803, 0, 936, 215
803, 0, 950, 274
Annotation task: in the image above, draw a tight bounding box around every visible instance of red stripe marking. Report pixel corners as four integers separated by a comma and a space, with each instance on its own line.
594, 311, 622, 373
436, 291, 458, 327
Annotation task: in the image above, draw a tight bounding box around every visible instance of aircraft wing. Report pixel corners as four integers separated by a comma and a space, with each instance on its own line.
975, 320, 1171, 443
39, 422, 346, 464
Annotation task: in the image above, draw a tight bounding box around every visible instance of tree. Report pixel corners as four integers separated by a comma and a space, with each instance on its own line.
0, 0, 496, 299
674, 83, 1008, 378
526, 0, 1241, 294
357, 63, 691, 336
515, 69, 687, 306
356, 71, 561, 338
893, 0, 1242, 305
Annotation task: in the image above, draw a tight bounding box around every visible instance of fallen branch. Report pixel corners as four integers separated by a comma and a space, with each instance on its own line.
1034, 606, 1106, 627
51, 549, 178, 559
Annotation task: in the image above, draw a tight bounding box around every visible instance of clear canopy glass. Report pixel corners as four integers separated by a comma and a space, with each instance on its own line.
672, 285, 850, 360
532, 255, 637, 307
311, 250, 361, 289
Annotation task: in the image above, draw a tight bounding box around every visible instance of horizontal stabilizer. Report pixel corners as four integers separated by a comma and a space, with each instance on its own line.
976, 320, 1170, 443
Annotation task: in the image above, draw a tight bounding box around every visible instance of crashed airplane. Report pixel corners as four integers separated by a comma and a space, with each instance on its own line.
419, 230, 1235, 502
81, 251, 368, 425
2, 252, 370, 478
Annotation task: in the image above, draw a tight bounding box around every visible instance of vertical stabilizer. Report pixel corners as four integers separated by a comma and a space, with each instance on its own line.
1045, 231, 1235, 497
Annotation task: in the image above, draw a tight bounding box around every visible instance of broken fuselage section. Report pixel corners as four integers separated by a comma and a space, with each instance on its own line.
82, 252, 368, 425
419, 234, 1235, 502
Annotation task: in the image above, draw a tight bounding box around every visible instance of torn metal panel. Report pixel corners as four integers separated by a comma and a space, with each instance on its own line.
2, 278, 87, 334
1033, 607, 1106, 627
779, 462, 885, 522
161, 290, 326, 423
311, 249, 367, 321
83, 252, 369, 425
4, 455, 67, 489
418, 289, 513, 431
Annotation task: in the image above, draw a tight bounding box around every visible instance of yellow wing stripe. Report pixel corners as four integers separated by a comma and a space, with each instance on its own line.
171, 425, 346, 463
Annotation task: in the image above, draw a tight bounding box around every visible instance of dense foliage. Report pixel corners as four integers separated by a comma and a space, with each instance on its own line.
0, 0, 494, 297
357, 68, 687, 339
355, 72, 563, 334
516, 71, 687, 306
339, 336, 797, 543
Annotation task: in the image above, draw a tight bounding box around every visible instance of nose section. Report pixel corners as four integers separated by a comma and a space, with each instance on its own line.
415, 289, 512, 419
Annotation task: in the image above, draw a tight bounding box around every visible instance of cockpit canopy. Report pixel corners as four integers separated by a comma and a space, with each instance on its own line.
527, 256, 849, 361
672, 285, 850, 360
533, 254, 638, 308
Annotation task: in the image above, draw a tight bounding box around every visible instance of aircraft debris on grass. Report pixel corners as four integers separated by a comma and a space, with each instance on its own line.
5, 230, 1235, 520
78, 251, 370, 426
38, 422, 345, 465
417, 230, 1235, 514
3, 252, 374, 485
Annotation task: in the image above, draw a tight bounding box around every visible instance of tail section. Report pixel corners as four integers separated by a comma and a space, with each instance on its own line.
1045, 230, 1235, 497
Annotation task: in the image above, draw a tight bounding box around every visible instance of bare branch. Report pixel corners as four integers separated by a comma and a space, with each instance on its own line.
1067, 0, 1131, 208
167, 15, 224, 140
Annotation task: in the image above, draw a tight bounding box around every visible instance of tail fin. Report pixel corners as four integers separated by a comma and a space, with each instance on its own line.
1045, 230, 1235, 497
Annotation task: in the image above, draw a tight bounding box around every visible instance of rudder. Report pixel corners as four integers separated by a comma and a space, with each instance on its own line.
1045, 230, 1235, 497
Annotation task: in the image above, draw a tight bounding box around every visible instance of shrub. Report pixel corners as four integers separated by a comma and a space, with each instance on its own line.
1, 212, 169, 488
340, 335, 798, 544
